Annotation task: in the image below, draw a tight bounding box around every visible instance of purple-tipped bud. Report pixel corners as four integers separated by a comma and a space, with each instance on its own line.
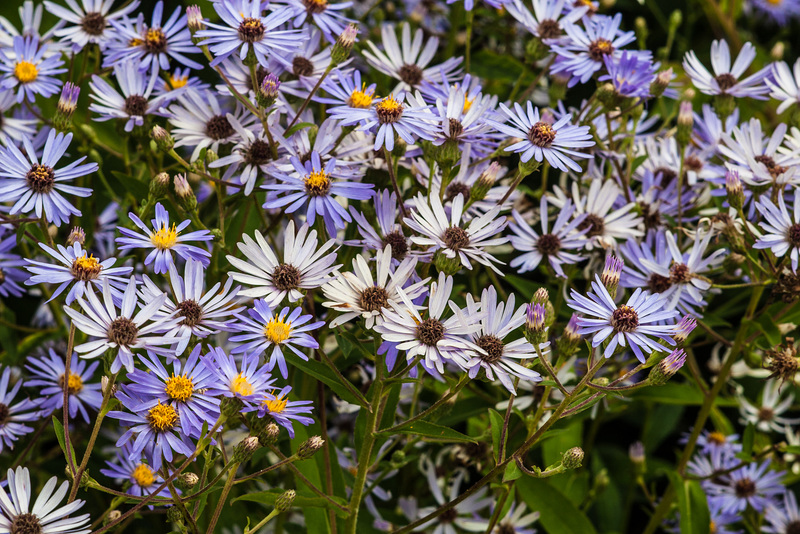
673, 315, 697, 345
601, 255, 624, 298
174, 174, 197, 212
650, 68, 673, 98
151, 125, 174, 152
725, 170, 744, 210
256, 73, 280, 108
57, 82, 80, 116
331, 23, 358, 65
470, 161, 500, 202
67, 226, 85, 246
557, 313, 583, 356
186, 5, 204, 33
524, 303, 548, 345
649, 349, 686, 385
629, 441, 645, 464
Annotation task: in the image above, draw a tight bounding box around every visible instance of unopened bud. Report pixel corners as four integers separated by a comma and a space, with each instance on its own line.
204, 149, 219, 165
391, 137, 408, 159
175, 472, 199, 491
57, 82, 80, 117
331, 24, 357, 65
166, 505, 184, 524
597, 82, 620, 109
532, 287, 555, 326
649, 349, 686, 385
67, 227, 85, 246
187, 5, 205, 42
562, 447, 584, 469
673, 315, 696, 345
669, 10, 682, 30
220, 396, 244, 419
174, 174, 197, 212
297, 436, 325, 459
100, 376, 116, 396
275, 489, 296, 512
256, 73, 280, 108
258, 422, 281, 446
105, 510, 122, 526
471, 162, 499, 203
629, 441, 646, 476
390, 450, 406, 467
676, 101, 693, 148
771, 42, 785, 61
725, 170, 744, 210
557, 313, 583, 357
601, 255, 624, 299
150, 171, 170, 198
649, 68, 673, 98
233, 436, 260, 463
434, 249, 462, 276
524, 303, 548, 345
525, 36, 549, 62
151, 125, 174, 152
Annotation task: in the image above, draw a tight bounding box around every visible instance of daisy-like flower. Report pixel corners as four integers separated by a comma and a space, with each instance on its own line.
765, 490, 800, 534
754, 190, 800, 271
721, 119, 800, 189
126, 347, 221, 438
0, 128, 95, 226
89, 59, 175, 132
331, 91, 437, 151
109, 387, 195, 471
768, 58, 800, 114
100, 444, 171, 499
262, 151, 373, 237
599, 51, 656, 98
683, 40, 769, 99
374, 272, 481, 373
317, 69, 378, 111
405, 193, 508, 274
0, 36, 66, 103
226, 221, 339, 308
43, 0, 141, 52
430, 84, 498, 156
24, 350, 102, 424
64, 277, 182, 373
140, 259, 242, 354
0, 88, 36, 145
104, 0, 202, 79
24, 241, 132, 305
345, 190, 414, 262
321, 245, 428, 329
0, 232, 26, 298
252, 385, 314, 438
116, 202, 213, 275
550, 14, 640, 87
230, 301, 324, 378
486, 101, 594, 171
567, 275, 679, 362
461, 287, 544, 394
364, 23, 462, 92
739, 380, 800, 434
0, 466, 91, 534
201, 346, 276, 408
275, 29, 336, 99
207, 114, 274, 195
195, 0, 303, 67
0, 367, 42, 453
506, 0, 588, 43
275, 0, 354, 42
509, 197, 589, 277
707, 460, 785, 514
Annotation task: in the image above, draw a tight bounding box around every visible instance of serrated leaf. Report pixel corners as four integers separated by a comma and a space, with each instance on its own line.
393, 421, 476, 443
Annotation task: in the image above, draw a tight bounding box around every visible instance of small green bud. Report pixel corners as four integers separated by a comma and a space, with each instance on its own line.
220, 396, 243, 419
297, 436, 325, 460
562, 447, 584, 470
166, 505, 184, 524
151, 125, 174, 152
648, 349, 686, 386
434, 249, 462, 276
649, 68, 673, 98
174, 174, 197, 213
713, 93, 735, 121
391, 138, 407, 159
634, 17, 648, 47
150, 172, 170, 198
175, 472, 199, 491
259, 422, 281, 446
331, 24, 358, 65
390, 450, 406, 467
275, 490, 296, 512
676, 101, 693, 148
233, 436, 260, 463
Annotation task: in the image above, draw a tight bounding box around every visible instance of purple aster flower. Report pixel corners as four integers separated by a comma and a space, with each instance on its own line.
252, 385, 314, 439
201, 346, 276, 408
708, 460, 785, 514
765, 490, 800, 533
509, 197, 589, 277
230, 301, 324, 379
206, 113, 275, 195
750, 0, 800, 24
24, 350, 102, 424
345, 190, 413, 263
506, 0, 588, 43
0, 366, 43, 453
754, 190, 800, 271
567, 275, 679, 362
0, 128, 95, 226
100, 443, 171, 500
430, 84, 499, 157
116, 202, 213, 274
195, 0, 303, 68
599, 51, 656, 98
719, 118, 800, 188
262, 151, 373, 237
0, 232, 26, 298
768, 58, 800, 114
274, 0, 354, 43
683, 40, 769, 99
44, 0, 141, 52
486, 101, 594, 171
316, 69, 378, 111
0, 36, 66, 102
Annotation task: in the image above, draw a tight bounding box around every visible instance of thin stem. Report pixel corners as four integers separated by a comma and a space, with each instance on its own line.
287, 65, 333, 131
378, 375, 468, 434
63, 324, 77, 475
205, 461, 239, 534
383, 148, 408, 219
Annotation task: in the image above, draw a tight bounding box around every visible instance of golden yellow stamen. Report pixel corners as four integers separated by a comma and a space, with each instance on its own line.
150, 223, 178, 250
132, 463, 155, 487
262, 391, 288, 413
347, 84, 375, 108
59, 372, 84, 394
463, 96, 475, 114
708, 431, 727, 445
166, 73, 189, 90
14, 61, 38, 83
165, 374, 194, 402
231, 373, 254, 396
264, 318, 292, 344
146, 402, 177, 431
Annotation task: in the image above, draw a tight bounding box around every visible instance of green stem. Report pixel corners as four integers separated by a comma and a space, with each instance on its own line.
205, 461, 239, 534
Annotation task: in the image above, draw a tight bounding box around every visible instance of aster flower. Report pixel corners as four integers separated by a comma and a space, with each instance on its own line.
64, 277, 182, 374
24, 241, 132, 305
321, 245, 428, 329
692, 429, 742, 457
116, 202, 213, 274
0, 466, 91, 534
719, 118, 800, 188
0, 128, 95, 226
405, 193, 507, 274
754, 190, 800, 271
316, 69, 378, 112
0, 232, 26, 298
273, 28, 336, 98
765, 490, 800, 534
707, 460, 785, 514
0, 88, 36, 145
201, 346, 276, 407
430, 84, 499, 156
24, 350, 102, 424
195, 0, 303, 67
683, 40, 769, 99
44, 0, 141, 52
100, 444, 171, 499
486, 101, 594, 171
0, 36, 66, 102
506, 0, 588, 43
364, 23, 462, 92
0, 366, 42, 453
0, 1, 64, 51
508, 197, 588, 277
751, 0, 800, 23
226, 221, 339, 308
567, 275, 679, 361
739, 380, 800, 433
599, 51, 656, 98
207, 113, 275, 195
126, 347, 221, 438
252, 385, 314, 439
275, 0, 354, 42
768, 58, 800, 114
230, 301, 324, 378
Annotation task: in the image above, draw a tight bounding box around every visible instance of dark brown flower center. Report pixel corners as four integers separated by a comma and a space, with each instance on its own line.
715, 73, 737, 91
302, 0, 329, 14
445, 181, 470, 202
205, 115, 234, 140
610, 305, 639, 332
359, 286, 389, 312
398, 63, 424, 86
440, 507, 458, 523
755, 155, 787, 178
684, 155, 703, 173
497, 523, 516, 534
789, 224, 800, 248
124, 95, 148, 116
669, 263, 691, 284
588, 38, 614, 61
417, 318, 445, 346
375, 97, 404, 124
448, 118, 464, 138
577, 213, 605, 237
245, 139, 272, 166
0, 402, 9, 425
144, 27, 167, 53
648, 274, 672, 293
442, 227, 470, 251
26, 164, 55, 194
757, 406, 774, 422
177, 299, 203, 327
476, 334, 504, 363
292, 56, 315, 77
536, 233, 561, 255
107, 317, 139, 346
527, 121, 556, 147
272, 264, 301, 291
81, 12, 106, 36
537, 19, 561, 40
734, 477, 756, 498
238, 17, 265, 43
641, 202, 661, 230
786, 521, 800, 534
10, 512, 42, 534
382, 231, 408, 261
654, 166, 677, 186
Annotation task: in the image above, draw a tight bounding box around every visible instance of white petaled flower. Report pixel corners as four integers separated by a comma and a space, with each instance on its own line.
683, 40, 769, 98
207, 113, 275, 195
768, 58, 800, 114
0, 466, 91, 534
461, 287, 544, 394
43, 0, 141, 52
506, 0, 588, 43
404, 193, 508, 274
321, 245, 429, 329
226, 220, 339, 308
718, 118, 800, 188
754, 189, 800, 271
0, 88, 35, 145
739, 380, 800, 434
64, 277, 182, 373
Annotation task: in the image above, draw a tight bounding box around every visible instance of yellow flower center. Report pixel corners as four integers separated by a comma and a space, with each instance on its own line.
129, 37, 143, 47
14, 61, 38, 83
166, 73, 189, 90
150, 223, 178, 250
303, 170, 331, 197
708, 431, 727, 445
132, 463, 155, 487
147, 402, 177, 431
59, 372, 84, 394
377, 95, 402, 113
463, 96, 474, 114
230, 373, 254, 396
765, 0, 781, 6
264, 318, 292, 344
262, 391, 288, 413
165, 374, 194, 402
347, 84, 375, 108
71, 254, 102, 281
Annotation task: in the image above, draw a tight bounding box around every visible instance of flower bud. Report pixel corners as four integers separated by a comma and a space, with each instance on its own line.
297, 436, 325, 460
331, 23, 358, 65
649, 68, 672, 98
557, 314, 583, 357
562, 447, 584, 469
629, 441, 646, 476
390, 450, 407, 467
648, 349, 686, 386
524, 303, 548, 345
151, 125, 175, 152
676, 101, 693, 148
220, 396, 244, 418
673, 315, 696, 345
275, 489, 296, 512
150, 171, 170, 198
532, 287, 555, 327
596, 82, 620, 109
434, 250, 462, 276
105, 510, 122, 526
669, 10, 683, 31
233, 436, 260, 463
258, 422, 281, 446
166, 505, 184, 524
175, 472, 199, 491
187, 5, 204, 35
55, 82, 80, 132
204, 149, 219, 165
174, 174, 197, 213
771, 42, 785, 61
67, 227, 86, 246
391, 137, 408, 159
470, 162, 499, 203
256, 73, 280, 108
725, 170, 744, 211
601, 255, 624, 299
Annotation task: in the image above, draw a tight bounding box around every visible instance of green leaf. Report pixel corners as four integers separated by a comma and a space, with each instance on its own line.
52, 416, 76, 465
503, 461, 522, 482
668, 472, 710, 534
516, 477, 598, 534
284, 122, 316, 137
285, 353, 368, 408
489, 409, 504, 463
393, 421, 476, 443
234, 490, 348, 518
110, 170, 149, 199
631, 383, 738, 406
736, 423, 755, 461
